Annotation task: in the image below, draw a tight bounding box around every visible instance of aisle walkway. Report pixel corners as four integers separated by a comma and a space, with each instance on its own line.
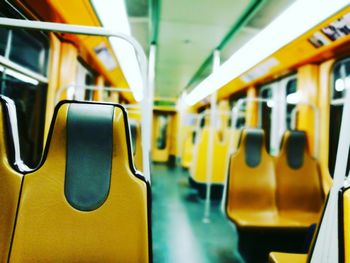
151, 164, 243, 263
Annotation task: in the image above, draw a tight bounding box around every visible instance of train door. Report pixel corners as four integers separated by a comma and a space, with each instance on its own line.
259, 75, 297, 155
0, 11, 49, 168
152, 112, 172, 162
329, 57, 350, 177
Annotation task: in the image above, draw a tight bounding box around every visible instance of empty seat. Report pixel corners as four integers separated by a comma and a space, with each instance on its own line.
181, 129, 195, 169
268, 186, 348, 263
275, 131, 324, 224
9, 102, 151, 262
0, 96, 26, 262
190, 128, 231, 184
268, 252, 307, 263
225, 128, 285, 228
225, 128, 316, 229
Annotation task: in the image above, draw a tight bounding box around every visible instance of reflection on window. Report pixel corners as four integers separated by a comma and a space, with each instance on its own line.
260, 87, 273, 150
229, 93, 246, 129
0, 7, 49, 168
0, 28, 8, 56
156, 115, 169, 150
329, 58, 350, 177
0, 74, 47, 168
258, 75, 297, 154
286, 79, 297, 129
10, 30, 48, 75
0, 26, 49, 168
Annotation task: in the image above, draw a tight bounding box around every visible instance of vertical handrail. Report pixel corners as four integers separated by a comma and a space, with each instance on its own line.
310, 79, 350, 263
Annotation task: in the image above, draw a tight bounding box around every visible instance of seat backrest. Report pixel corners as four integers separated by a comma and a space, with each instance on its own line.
0, 96, 24, 262
9, 101, 151, 262
275, 130, 323, 212
226, 128, 276, 212
190, 127, 231, 184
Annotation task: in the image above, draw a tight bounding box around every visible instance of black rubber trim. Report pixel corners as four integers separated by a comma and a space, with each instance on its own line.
65, 104, 114, 211
17, 100, 153, 262
286, 131, 306, 169
245, 129, 264, 168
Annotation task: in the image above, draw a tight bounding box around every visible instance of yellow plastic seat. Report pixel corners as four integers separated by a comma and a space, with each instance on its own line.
190, 127, 231, 184
226, 129, 283, 228
269, 252, 307, 263
181, 129, 195, 169
9, 102, 151, 262
225, 129, 306, 229
275, 131, 324, 225
0, 96, 26, 262
268, 184, 349, 263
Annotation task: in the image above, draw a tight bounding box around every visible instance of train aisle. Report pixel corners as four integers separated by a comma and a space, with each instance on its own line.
152, 164, 243, 263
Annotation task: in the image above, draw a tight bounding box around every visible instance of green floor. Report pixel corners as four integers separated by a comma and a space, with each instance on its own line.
151, 163, 244, 263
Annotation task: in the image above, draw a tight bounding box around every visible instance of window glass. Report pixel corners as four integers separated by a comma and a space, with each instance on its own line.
286, 79, 297, 129
258, 75, 297, 154
156, 115, 169, 150
9, 30, 48, 76
1, 74, 47, 167
0, 28, 8, 56
329, 58, 350, 177
259, 86, 273, 151
0, 6, 49, 168
332, 60, 350, 100
229, 93, 246, 129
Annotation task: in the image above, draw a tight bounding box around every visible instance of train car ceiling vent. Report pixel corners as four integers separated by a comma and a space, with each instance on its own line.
185, 0, 350, 106
91, 0, 143, 102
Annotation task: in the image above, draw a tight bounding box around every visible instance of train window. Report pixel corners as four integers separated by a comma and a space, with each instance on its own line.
329, 57, 350, 177
286, 78, 297, 129
0, 70, 47, 168
73, 60, 96, 100
259, 86, 273, 151
0, 23, 49, 168
156, 114, 169, 150
10, 30, 48, 76
229, 93, 246, 128
0, 28, 8, 56
259, 75, 297, 155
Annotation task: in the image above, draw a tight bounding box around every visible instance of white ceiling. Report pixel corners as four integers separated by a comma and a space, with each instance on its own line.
156, 0, 251, 98
126, 0, 297, 100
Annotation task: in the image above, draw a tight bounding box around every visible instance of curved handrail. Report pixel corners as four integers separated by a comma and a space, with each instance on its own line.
0, 95, 31, 172
55, 85, 132, 104
0, 18, 152, 182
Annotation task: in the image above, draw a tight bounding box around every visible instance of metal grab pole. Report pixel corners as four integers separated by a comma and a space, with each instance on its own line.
143, 44, 156, 182
203, 50, 220, 223
310, 83, 350, 262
